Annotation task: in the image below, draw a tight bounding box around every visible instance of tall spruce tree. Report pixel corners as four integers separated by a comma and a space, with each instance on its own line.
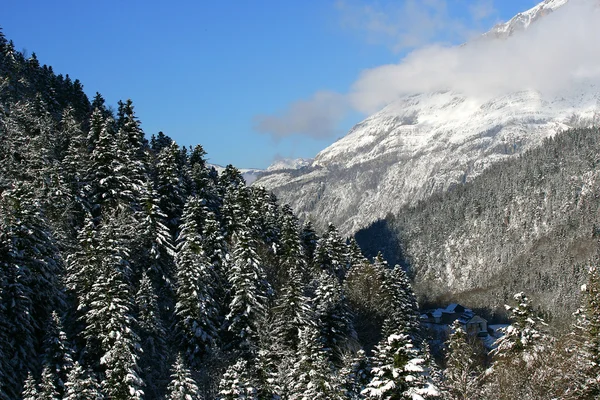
174, 196, 219, 362
226, 222, 269, 353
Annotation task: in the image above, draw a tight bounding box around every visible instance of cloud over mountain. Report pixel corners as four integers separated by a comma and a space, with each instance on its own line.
256, 0, 600, 138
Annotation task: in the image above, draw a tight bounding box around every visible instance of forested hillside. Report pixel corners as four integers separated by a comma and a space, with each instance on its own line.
358, 126, 600, 323
0, 30, 440, 399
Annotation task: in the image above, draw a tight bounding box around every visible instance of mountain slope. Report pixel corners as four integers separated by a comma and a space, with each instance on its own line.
356, 126, 600, 322
253, 0, 598, 237
256, 87, 599, 235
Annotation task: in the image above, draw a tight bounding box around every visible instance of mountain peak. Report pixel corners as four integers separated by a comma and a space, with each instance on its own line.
486, 0, 569, 39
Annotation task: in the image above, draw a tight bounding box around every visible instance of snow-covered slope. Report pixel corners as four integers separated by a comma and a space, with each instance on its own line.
266, 158, 312, 172
484, 0, 568, 39
254, 0, 600, 236
208, 163, 264, 185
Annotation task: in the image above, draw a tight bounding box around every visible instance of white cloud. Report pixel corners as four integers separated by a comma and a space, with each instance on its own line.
336, 0, 480, 52
255, 0, 600, 139
349, 0, 600, 113
254, 91, 348, 139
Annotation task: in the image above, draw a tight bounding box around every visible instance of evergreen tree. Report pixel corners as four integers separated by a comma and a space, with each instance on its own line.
81, 214, 144, 399
166, 354, 201, 400
381, 261, 420, 340
492, 292, 549, 361
363, 332, 438, 399
39, 364, 60, 400
226, 224, 269, 353
174, 197, 219, 362
218, 359, 259, 400
0, 182, 63, 397
155, 141, 187, 232
313, 223, 349, 281
339, 349, 371, 399
21, 372, 39, 400
135, 271, 168, 399
42, 311, 74, 397
287, 325, 342, 400
443, 320, 482, 400
301, 221, 318, 275
63, 361, 104, 400
314, 271, 356, 364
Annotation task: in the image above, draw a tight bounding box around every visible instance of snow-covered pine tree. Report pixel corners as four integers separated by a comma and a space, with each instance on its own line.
39, 364, 60, 400
287, 325, 342, 400
174, 196, 219, 363
115, 99, 147, 162
138, 180, 176, 292
314, 271, 356, 364
313, 223, 349, 281
362, 331, 438, 400
60, 105, 91, 233
166, 354, 201, 400
0, 181, 64, 397
63, 361, 104, 400
381, 260, 420, 340
135, 271, 168, 399
218, 359, 259, 400
42, 311, 74, 397
339, 349, 371, 399
226, 222, 269, 353
21, 372, 39, 400
271, 205, 312, 352
81, 214, 144, 399
443, 320, 482, 400
220, 166, 251, 238
492, 292, 549, 362
155, 141, 187, 233
300, 221, 318, 273
189, 144, 220, 212
567, 266, 600, 398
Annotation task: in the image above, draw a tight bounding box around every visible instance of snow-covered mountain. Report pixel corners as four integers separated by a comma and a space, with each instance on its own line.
208, 163, 264, 185
266, 157, 313, 172
254, 0, 600, 236
484, 0, 568, 39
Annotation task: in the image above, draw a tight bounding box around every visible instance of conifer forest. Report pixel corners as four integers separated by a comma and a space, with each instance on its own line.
3, 25, 600, 400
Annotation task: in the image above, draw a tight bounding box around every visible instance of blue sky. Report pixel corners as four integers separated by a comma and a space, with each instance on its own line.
3, 0, 538, 168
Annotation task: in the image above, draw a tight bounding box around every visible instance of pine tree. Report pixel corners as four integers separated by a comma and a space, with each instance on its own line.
0, 182, 64, 397
314, 271, 356, 364
42, 311, 74, 397
313, 223, 349, 281
21, 372, 39, 400
381, 261, 420, 340
339, 349, 371, 399
174, 197, 219, 362
443, 320, 482, 400
301, 221, 318, 270
362, 332, 437, 399
218, 359, 259, 400
567, 266, 600, 398
155, 141, 187, 232
492, 292, 549, 361
226, 223, 269, 353
63, 361, 104, 400
135, 271, 168, 399
287, 325, 342, 400
271, 205, 312, 351
81, 214, 145, 399
39, 364, 60, 400
166, 354, 201, 400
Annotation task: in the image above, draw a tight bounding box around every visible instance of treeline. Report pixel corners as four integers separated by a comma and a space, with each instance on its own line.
359, 126, 600, 323
0, 29, 439, 399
